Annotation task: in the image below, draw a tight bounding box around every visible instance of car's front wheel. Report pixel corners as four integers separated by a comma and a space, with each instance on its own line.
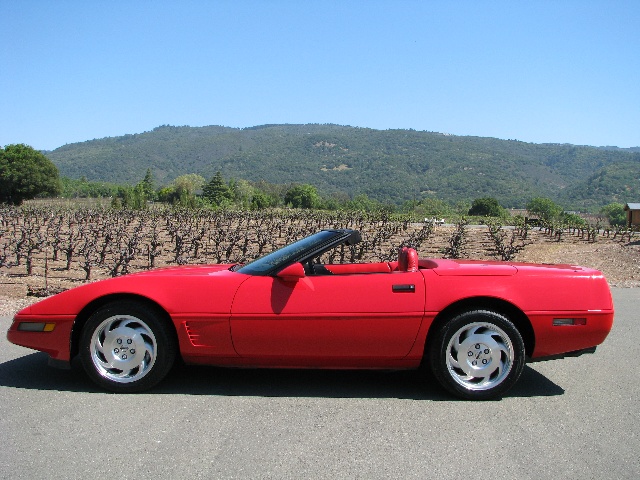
429, 310, 525, 400
79, 301, 176, 393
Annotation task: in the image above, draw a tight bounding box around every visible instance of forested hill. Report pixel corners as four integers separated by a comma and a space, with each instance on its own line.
45, 124, 640, 209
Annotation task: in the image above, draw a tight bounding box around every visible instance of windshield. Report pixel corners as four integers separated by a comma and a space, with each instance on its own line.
236, 230, 340, 275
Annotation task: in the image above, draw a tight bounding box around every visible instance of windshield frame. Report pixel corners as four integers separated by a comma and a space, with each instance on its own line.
236, 229, 357, 276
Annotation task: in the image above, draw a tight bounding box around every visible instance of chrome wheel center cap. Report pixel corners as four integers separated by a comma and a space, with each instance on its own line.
465, 342, 492, 369
103, 327, 142, 366
456, 333, 503, 376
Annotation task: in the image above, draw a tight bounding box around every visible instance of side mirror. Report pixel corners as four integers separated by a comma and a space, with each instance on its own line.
276, 263, 305, 282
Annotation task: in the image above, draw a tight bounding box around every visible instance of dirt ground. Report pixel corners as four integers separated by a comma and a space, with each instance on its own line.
1, 226, 638, 317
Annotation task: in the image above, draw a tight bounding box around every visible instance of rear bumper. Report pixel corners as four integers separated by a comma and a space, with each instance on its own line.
528, 309, 614, 358
527, 346, 597, 363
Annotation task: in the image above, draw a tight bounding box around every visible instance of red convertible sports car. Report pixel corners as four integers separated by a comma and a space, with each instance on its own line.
7, 229, 614, 400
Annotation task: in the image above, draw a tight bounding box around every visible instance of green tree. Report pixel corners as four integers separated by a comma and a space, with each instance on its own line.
131, 183, 147, 209
231, 179, 256, 208
60, 177, 119, 198
526, 197, 562, 224
173, 174, 205, 197
156, 186, 176, 203
172, 174, 205, 207
561, 212, 587, 228
111, 186, 132, 209
110, 184, 146, 209
468, 197, 505, 217
140, 168, 156, 201
202, 172, 231, 206
0, 144, 61, 205
600, 203, 626, 226
284, 184, 321, 209
250, 192, 276, 210
345, 194, 384, 212
156, 174, 205, 207
409, 198, 453, 218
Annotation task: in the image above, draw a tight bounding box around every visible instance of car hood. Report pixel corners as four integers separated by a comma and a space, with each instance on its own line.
16, 264, 244, 316
123, 264, 236, 277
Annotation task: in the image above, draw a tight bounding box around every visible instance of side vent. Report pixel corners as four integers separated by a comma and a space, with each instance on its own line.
184, 322, 206, 347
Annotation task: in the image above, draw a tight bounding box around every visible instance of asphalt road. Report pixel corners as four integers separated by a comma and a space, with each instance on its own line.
1, 288, 638, 479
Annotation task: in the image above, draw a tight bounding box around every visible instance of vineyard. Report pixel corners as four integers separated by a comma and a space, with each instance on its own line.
0, 206, 436, 285
1, 206, 639, 309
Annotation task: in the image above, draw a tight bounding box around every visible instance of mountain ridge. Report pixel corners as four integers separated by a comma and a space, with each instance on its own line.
44, 123, 640, 209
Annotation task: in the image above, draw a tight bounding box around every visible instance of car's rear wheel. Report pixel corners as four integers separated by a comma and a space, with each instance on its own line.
80, 301, 176, 393
429, 310, 525, 400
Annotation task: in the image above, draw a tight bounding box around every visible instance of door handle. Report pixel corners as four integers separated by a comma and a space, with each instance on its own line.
392, 284, 415, 293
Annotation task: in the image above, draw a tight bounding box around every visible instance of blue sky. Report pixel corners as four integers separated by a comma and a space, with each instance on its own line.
1, 1, 638, 151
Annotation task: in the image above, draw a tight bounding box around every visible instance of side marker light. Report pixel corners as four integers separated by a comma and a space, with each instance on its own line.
553, 318, 587, 326
17, 322, 56, 332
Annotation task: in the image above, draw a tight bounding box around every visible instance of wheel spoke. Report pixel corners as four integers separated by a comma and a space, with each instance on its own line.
95, 356, 116, 370
143, 340, 155, 358
447, 353, 461, 370
94, 340, 108, 360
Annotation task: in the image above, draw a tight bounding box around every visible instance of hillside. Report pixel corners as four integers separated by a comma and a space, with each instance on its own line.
45, 124, 640, 209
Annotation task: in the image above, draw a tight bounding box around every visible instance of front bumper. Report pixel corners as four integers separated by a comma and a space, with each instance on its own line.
6, 314, 75, 362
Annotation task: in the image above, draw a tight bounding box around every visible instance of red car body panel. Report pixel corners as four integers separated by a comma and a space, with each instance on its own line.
229, 271, 425, 360
7, 257, 614, 370
420, 261, 614, 357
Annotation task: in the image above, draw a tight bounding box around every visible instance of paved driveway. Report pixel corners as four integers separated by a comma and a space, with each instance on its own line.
1, 288, 638, 479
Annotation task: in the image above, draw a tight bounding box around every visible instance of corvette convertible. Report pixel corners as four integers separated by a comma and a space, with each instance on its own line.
7, 229, 614, 400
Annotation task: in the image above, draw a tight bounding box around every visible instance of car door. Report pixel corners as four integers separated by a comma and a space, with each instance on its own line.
230, 270, 426, 360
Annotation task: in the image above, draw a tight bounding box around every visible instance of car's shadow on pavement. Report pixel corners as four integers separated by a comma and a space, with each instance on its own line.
0, 352, 564, 400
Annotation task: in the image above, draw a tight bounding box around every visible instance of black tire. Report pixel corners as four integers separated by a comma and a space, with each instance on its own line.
429, 310, 525, 400
79, 301, 176, 393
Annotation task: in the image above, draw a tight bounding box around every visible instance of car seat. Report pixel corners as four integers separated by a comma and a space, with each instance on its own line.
396, 246, 419, 272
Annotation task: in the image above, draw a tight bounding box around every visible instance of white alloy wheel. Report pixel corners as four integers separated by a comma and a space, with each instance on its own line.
89, 315, 157, 384
80, 301, 176, 393
445, 322, 514, 391
429, 310, 525, 400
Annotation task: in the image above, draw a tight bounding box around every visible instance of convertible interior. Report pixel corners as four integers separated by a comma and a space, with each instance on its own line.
311, 246, 430, 275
